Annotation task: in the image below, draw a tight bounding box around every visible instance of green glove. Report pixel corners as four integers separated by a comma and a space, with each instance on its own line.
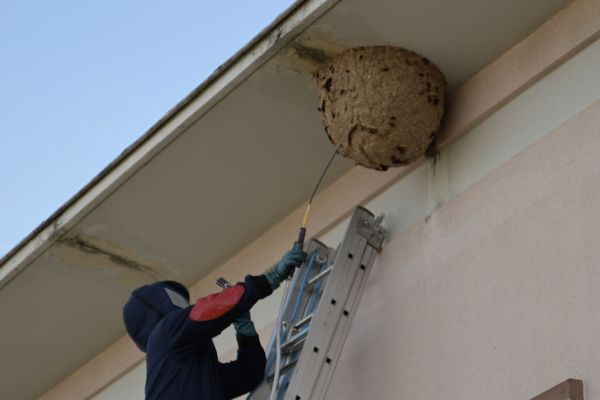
265, 247, 307, 290
233, 311, 257, 337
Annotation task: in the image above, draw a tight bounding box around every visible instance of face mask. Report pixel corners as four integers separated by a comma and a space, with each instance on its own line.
165, 287, 190, 308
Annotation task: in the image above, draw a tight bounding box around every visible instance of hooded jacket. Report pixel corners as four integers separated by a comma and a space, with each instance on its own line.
123, 275, 272, 400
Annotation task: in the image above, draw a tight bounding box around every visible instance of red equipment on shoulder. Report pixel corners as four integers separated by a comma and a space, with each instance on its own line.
189, 285, 245, 322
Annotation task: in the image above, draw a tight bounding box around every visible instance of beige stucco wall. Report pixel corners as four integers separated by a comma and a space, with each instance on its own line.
327, 99, 600, 400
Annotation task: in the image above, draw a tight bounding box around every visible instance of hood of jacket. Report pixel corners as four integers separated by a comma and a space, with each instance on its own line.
122, 280, 190, 352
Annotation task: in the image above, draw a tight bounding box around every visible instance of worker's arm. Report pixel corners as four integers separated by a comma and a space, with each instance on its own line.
219, 313, 267, 399
167, 248, 306, 354
167, 274, 271, 354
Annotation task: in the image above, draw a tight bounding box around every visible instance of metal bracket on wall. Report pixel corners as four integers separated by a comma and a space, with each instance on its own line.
530, 379, 584, 400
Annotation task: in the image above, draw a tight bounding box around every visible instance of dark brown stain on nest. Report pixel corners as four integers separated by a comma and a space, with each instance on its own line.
427, 94, 439, 105
390, 146, 409, 165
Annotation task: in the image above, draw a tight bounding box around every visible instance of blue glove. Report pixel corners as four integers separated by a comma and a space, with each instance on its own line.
265, 247, 307, 289
233, 311, 257, 337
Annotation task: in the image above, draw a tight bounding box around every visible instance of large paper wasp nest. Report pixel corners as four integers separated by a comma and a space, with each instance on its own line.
316, 46, 446, 170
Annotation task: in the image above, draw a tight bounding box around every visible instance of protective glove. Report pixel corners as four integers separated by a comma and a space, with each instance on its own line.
233, 311, 257, 337
265, 247, 307, 290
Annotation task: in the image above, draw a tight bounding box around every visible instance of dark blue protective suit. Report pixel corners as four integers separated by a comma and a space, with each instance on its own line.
122, 275, 272, 399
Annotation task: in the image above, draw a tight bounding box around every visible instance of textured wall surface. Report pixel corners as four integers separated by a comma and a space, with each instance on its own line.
327, 100, 600, 399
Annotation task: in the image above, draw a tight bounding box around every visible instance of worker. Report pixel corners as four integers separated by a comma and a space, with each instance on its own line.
122, 247, 306, 400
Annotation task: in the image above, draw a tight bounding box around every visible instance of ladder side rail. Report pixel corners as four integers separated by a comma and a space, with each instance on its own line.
287, 238, 370, 400
284, 234, 365, 399
312, 245, 378, 399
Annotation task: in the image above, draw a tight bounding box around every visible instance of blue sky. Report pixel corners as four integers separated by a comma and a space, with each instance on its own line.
0, 1, 293, 258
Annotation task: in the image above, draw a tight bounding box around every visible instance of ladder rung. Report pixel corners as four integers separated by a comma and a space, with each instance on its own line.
267, 359, 298, 382
306, 266, 333, 289
282, 329, 309, 354
292, 313, 313, 331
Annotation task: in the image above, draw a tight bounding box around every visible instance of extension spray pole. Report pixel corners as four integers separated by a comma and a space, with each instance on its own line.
293, 144, 339, 253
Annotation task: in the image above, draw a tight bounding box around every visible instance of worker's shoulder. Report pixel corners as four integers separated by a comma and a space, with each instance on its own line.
150, 307, 193, 339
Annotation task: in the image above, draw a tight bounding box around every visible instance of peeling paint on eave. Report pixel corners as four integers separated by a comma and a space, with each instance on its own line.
49, 234, 174, 285
0, 0, 343, 289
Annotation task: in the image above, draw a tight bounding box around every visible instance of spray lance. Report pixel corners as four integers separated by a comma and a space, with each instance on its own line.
292, 144, 340, 253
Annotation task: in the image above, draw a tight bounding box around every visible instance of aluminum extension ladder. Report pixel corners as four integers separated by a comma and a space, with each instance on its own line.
248, 206, 386, 400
